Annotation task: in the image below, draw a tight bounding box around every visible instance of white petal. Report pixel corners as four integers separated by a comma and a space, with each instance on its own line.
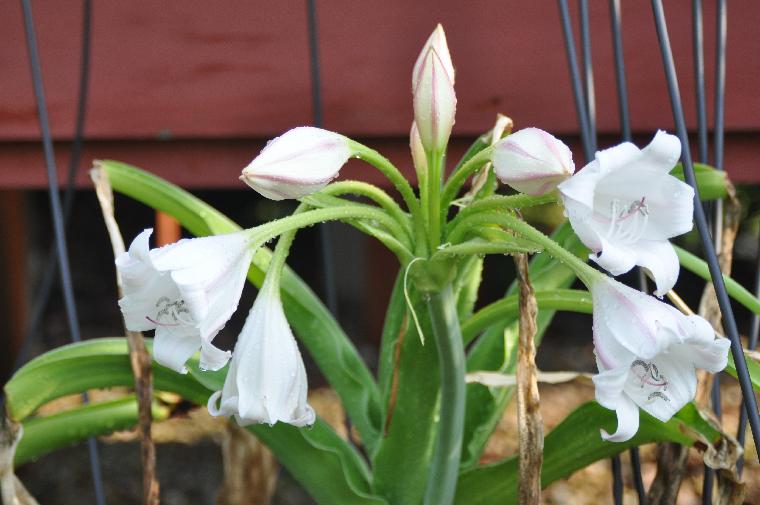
241, 127, 350, 200
153, 326, 202, 373
558, 159, 604, 210
412, 24, 454, 89
210, 281, 315, 427
600, 395, 639, 442
593, 309, 637, 370
592, 279, 669, 359
624, 352, 696, 423
591, 236, 637, 277
678, 329, 730, 374
492, 128, 574, 196
116, 229, 156, 293
413, 48, 456, 153
199, 340, 231, 371
634, 240, 680, 296
592, 361, 631, 409
561, 195, 602, 251
639, 130, 682, 173
594, 169, 694, 241
118, 275, 180, 331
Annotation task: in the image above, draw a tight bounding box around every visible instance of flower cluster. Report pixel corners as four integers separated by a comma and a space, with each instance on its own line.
116, 229, 314, 427
114, 24, 729, 444
491, 125, 727, 440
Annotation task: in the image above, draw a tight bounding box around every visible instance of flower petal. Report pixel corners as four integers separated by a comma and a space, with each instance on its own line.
634, 240, 680, 296
600, 395, 639, 442
199, 339, 231, 371
624, 351, 696, 423
153, 326, 202, 373
591, 236, 637, 277
639, 130, 682, 172
240, 127, 351, 201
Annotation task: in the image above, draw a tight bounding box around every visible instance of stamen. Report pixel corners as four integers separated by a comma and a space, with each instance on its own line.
605, 197, 649, 245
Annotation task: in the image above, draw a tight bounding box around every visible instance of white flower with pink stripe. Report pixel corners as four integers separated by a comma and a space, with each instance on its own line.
590, 275, 729, 442
558, 130, 693, 296
241, 126, 351, 200
492, 127, 575, 196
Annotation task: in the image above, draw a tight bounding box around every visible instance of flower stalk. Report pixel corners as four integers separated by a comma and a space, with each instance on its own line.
423, 284, 466, 505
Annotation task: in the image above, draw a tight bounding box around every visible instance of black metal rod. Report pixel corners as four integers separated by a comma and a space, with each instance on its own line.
305, 0, 339, 317
578, 0, 597, 154
609, 0, 631, 142
557, 0, 594, 161
692, 0, 708, 166
13, 0, 92, 373
651, 0, 760, 460
737, 234, 760, 476
18, 1, 106, 504
609, 2, 647, 500
611, 455, 624, 505
630, 447, 647, 505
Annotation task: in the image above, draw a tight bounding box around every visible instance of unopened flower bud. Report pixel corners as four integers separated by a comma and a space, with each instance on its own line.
492, 127, 574, 196
241, 127, 351, 200
412, 24, 455, 90
409, 122, 428, 174
413, 47, 456, 154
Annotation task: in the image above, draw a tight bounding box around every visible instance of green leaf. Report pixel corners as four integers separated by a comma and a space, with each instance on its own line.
15, 396, 169, 466
454, 401, 718, 505
250, 421, 388, 505
102, 160, 383, 454
6, 338, 387, 505
671, 162, 729, 201
372, 287, 439, 505
5, 338, 210, 420
675, 245, 760, 316
725, 352, 760, 394
460, 222, 588, 468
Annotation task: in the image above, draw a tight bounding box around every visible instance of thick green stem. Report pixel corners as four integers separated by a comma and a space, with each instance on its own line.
439, 147, 494, 213
427, 150, 444, 252
423, 284, 466, 505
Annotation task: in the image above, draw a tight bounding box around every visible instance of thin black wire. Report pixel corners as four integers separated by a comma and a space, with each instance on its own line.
611, 455, 624, 504
578, 0, 597, 155
18, 1, 106, 504
305, 0, 338, 317
557, 0, 594, 162
692, 0, 708, 166
608, 0, 647, 501
651, 0, 760, 461
738, 236, 760, 475
609, 0, 631, 143
691, 1, 716, 502
12, 0, 92, 374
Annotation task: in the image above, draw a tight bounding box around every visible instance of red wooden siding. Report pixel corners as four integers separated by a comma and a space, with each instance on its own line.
1, 1, 758, 184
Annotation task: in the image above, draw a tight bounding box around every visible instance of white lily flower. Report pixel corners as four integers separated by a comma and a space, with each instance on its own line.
207, 278, 315, 427
590, 275, 729, 442
413, 46, 457, 154
558, 130, 693, 296
116, 229, 254, 373
492, 127, 575, 196
240, 127, 351, 200
412, 24, 455, 90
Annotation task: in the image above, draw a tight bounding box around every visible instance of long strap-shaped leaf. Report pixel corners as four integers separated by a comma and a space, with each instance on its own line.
453, 401, 720, 505
100, 160, 383, 453
5, 338, 388, 505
